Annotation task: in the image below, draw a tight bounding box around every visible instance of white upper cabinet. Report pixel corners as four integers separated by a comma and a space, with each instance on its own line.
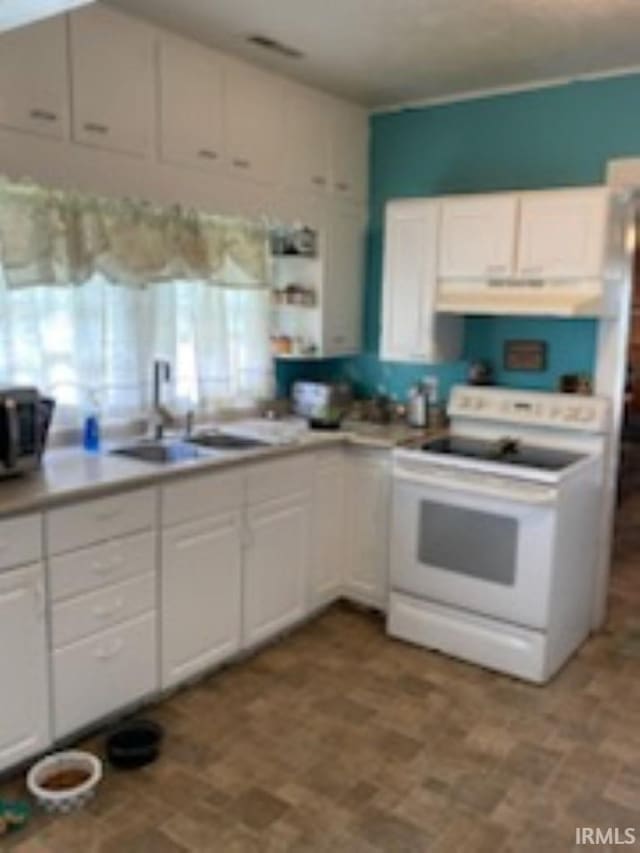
69, 5, 154, 156
330, 100, 368, 203
0, 16, 69, 139
0, 563, 50, 773
158, 35, 224, 171
439, 194, 518, 279
322, 203, 365, 356
284, 84, 330, 194
381, 199, 460, 363
516, 188, 610, 279
224, 60, 284, 184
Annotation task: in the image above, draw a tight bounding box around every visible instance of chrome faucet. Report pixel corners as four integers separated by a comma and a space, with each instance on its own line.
151, 359, 171, 440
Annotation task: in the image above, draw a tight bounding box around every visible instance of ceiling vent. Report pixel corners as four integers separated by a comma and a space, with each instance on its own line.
246, 34, 304, 60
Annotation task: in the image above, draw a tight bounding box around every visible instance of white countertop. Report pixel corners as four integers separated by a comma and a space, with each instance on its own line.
0, 422, 435, 519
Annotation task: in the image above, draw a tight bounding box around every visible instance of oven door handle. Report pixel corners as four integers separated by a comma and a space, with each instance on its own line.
393, 467, 558, 506
4, 396, 20, 470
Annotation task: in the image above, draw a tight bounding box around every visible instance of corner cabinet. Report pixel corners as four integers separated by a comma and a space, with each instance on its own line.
69, 4, 154, 156
309, 449, 346, 608
344, 449, 391, 609
322, 203, 366, 356
438, 194, 518, 280
0, 562, 50, 773
0, 15, 69, 139
381, 199, 462, 362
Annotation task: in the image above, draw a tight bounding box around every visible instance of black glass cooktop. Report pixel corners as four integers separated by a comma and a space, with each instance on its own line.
421, 436, 585, 472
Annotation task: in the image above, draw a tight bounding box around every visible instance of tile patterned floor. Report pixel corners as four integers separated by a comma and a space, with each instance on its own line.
3, 497, 640, 852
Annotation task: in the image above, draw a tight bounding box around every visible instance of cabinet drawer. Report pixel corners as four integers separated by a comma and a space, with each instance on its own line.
162, 470, 243, 527
0, 514, 42, 570
47, 489, 155, 555
53, 612, 157, 739
247, 455, 312, 506
49, 530, 156, 602
52, 573, 155, 649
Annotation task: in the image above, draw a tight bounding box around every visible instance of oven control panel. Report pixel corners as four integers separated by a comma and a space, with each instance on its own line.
448, 386, 610, 432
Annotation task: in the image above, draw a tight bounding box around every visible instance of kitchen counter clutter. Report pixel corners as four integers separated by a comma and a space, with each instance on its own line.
0, 420, 436, 776
0, 422, 430, 519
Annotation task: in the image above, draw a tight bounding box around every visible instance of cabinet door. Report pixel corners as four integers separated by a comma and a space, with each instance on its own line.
330, 101, 368, 203
0, 16, 68, 139
224, 60, 283, 183
382, 199, 437, 361
159, 35, 224, 171
0, 564, 50, 773
344, 452, 390, 609
161, 510, 242, 689
310, 450, 345, 607
284, 85, 330, 194
244, 492, 310, 646
517, 188, 610, 279
70, 5, 154, 155
439, 194, 518, 279
322, 204, 365, 356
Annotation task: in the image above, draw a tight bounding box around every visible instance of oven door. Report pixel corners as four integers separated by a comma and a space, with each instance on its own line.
390, 463, 557, 629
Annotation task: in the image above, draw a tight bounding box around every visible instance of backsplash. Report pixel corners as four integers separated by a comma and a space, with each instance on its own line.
276, 70, 640, 405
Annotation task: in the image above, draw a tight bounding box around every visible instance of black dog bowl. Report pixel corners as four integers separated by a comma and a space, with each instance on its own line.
106, 719, 163, 770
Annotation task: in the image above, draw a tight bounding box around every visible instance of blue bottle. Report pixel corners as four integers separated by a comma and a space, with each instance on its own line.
83, 392, 101, 453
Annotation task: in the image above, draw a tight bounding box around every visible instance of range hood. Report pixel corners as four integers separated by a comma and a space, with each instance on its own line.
0, 0, 94, 33
436, 279, 613, 318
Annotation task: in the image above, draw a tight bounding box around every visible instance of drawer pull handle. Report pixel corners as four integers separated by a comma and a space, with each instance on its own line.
232, 158, 250, 169
30, 109, 57, 122
93, 598, 124, 620
521, 265, 544, 275
95, 639, 124, 660
198, 149, 218, 160
84, 122, 109, 134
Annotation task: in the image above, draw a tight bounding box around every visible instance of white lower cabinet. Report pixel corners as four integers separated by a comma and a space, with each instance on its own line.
53, 612, 157, 739
244, 485, 311, 647
344, 449, 391, 609
0, 563, 50, 773
161, 511, 243, 689
310, 449, 346, 607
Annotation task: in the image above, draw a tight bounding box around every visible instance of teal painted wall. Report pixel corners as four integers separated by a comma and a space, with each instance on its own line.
277, 72, 640, 402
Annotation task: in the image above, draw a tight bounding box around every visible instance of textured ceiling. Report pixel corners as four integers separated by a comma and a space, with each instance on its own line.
107, 0, 640, 107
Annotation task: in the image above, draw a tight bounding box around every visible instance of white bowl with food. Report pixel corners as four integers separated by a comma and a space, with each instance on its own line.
27, 751, 102, 814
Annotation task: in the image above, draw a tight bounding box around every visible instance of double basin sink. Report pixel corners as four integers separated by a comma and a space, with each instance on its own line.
111, 432, 268, 465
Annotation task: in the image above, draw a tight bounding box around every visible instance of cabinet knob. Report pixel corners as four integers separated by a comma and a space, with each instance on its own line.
233, 158, 250, 169
30, 109, 57, 122
198, 149, 218, 160
312, 176, 326, 187
84, 122, 109, 135
335, 181, 349, 192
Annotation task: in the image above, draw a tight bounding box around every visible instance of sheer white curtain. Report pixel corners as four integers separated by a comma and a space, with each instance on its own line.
0, 268, 273, 427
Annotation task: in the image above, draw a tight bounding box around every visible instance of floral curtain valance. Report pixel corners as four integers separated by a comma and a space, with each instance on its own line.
0, 179, 270, 289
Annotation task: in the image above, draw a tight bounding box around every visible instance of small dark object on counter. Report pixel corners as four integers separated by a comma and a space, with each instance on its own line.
106, 719, 163, 770
309, 417, 342, 430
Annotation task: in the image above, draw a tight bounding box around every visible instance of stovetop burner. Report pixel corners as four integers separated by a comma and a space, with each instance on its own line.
421, 436, 585, 472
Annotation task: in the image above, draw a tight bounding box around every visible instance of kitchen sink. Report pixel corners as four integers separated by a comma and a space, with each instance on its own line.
187, 432, 268, 450
111, 439, 209, 464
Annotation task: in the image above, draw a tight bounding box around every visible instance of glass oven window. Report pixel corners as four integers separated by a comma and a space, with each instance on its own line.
418, 501, 517, 586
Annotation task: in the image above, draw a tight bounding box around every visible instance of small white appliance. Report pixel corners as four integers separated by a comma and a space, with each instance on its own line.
388, 385, 610, 683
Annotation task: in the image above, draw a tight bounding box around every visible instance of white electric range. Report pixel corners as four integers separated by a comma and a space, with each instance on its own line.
388, 385, 610, 683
